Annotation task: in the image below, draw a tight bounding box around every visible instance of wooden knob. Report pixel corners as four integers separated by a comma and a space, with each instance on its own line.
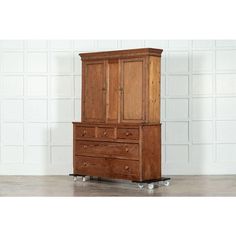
103, 131, 107, 136
81, 130, 87, 136
124, 165, 129, 170
125, 147, 129, 152
83, 145, 87, 149
125, 132, 130, 136
83, 162, 87, 166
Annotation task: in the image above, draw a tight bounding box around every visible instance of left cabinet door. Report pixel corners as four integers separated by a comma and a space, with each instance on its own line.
82, 60, 106, 122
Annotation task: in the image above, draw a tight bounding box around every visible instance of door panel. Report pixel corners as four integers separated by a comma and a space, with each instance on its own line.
106, 60, 119, 123
120, 59, 144, 122
83, 61, 106, 122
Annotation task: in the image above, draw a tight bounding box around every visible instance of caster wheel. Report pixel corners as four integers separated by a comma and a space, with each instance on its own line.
82, 177, 86, 182
138, 183, 144, 189
164, 180, 170, 186
73, 177, 78, 182
148, 183, 154, 190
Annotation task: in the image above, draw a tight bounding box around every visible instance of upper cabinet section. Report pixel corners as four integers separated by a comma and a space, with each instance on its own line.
80, 48, 163, 124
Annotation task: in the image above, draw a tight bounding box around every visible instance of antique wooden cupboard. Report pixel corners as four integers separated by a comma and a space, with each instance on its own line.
72, 48, 168, 188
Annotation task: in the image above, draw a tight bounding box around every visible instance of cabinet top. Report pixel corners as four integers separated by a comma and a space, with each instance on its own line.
79, 48, 163, 60
72, 122, 161, 126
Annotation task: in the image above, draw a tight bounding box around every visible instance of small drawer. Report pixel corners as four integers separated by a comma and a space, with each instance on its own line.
110, 159, 139, 179
117, 128, 139, 140
75, 126, 95, 139
97, 127, 115, 139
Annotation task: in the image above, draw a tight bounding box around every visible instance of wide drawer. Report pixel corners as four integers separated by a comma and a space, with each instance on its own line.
75, 126, 95, 139
74, 156, 140, 180
75, 140, 139, 160
117, 128, 139, 140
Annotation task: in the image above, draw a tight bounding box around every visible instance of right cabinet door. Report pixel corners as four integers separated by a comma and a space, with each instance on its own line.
120, 58, 145, 123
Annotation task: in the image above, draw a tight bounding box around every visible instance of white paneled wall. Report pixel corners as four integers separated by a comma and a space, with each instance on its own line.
0, 40, 236, 175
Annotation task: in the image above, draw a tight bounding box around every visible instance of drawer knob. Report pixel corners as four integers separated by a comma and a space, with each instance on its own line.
125, 132, 131, 136
83, 145, 88, 149
83, 162, 88, 166
124, 165, 129, 170
125, 147, 129, 152
103, 131, 107, 136
81, 130, 87, 136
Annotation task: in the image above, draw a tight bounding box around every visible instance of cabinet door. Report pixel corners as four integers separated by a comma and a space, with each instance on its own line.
120, 58, 145, 123
82, 61, 106, 122
106, 59, 119, 123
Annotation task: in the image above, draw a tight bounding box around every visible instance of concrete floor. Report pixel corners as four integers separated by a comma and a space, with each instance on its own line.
1, 175, 236, 196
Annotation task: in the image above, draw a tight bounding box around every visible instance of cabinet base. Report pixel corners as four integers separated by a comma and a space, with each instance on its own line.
69, 174, 171, 188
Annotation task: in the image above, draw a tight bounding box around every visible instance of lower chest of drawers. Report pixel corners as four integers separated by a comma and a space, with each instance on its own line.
73, 122, 161, 181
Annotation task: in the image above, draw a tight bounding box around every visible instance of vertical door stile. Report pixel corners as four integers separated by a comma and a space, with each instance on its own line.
120, 58, 124, 123
117, 59, 121, 123
104, 60, 107, 122
144, 56, 149, 123
106, 58, 119, 123
81, 61, 86, 122
105, 60, 109, 123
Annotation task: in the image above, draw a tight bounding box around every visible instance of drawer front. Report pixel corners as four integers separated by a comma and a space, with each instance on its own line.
74, 156, 140, 180
75, 126, 95, 139
75, 141, 139, 160
117, 128, 139, 140
74, 156, 110, 177
110, 158, 139, 180
97, 127, 115, 139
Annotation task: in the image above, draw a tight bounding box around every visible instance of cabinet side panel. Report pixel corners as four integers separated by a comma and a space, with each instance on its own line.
142, 125, 161, 180
148, 56, 161, 122
83, 61, 106, 122
107, 60, 119, 123
73, 124, 77, 174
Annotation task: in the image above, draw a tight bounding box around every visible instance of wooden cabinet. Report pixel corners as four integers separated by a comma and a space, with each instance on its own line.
73, 48, 163, 182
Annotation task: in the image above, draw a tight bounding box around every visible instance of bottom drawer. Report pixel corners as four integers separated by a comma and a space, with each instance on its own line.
74, 156, 140, 180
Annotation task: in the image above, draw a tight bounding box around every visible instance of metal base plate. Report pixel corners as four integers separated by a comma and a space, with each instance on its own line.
69, 174, 85, 177
132, 177, 171, 184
